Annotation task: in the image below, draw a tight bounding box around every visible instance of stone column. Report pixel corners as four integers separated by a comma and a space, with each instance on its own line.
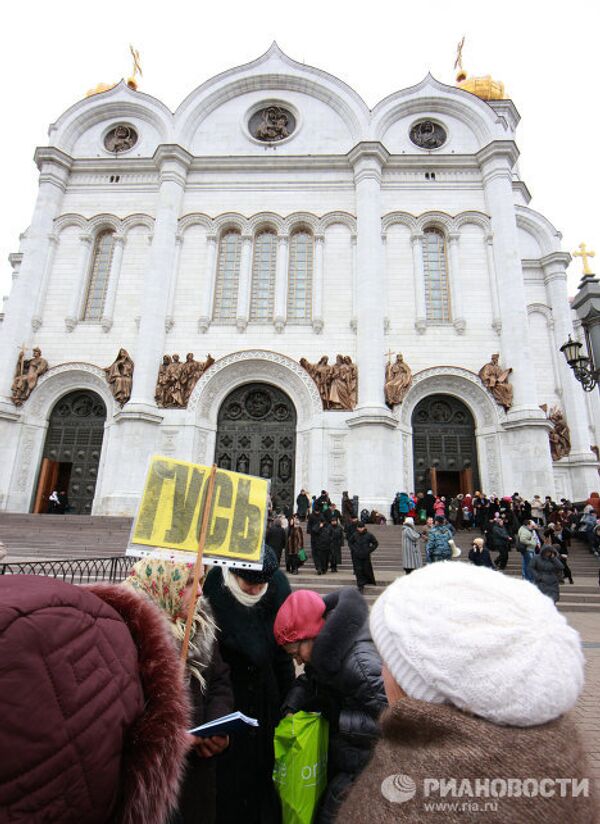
542, 252, 599, 498
31, 233, 59, 331
410, 232, 427, 334
236, 234, 253, 332
447, 232, 466, 334
350, 234, 357, 331
477, 142, 554, 496
346, 143, 396, 510
274, 235, 289, 332
484, 232, 502, 335
127, 146, 192, 409
198, 233, 218, 333
165, 232, 183, 333
0, 148, 72, 410
65, 233, 93, 331
101, 233, 126, 332
312, 234, 324, 333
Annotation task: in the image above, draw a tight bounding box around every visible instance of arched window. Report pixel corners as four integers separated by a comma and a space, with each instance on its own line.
287, 230, 313, 322
250, 230, 277, 322
423, 227, 451, 322
82, 230, 115, 320
213, 230, 241, 321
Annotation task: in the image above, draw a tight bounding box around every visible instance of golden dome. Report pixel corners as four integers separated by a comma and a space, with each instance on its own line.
85, 81, 117, 98
457, 74, 506, 101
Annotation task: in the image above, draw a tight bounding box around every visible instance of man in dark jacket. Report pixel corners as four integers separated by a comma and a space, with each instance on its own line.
266, 518, 287, 566
489, 517, 512, 570
274, 588, 387, 824
313, 518, 333, 574
329, 516, 345, 572
349, 523, 378, 592
307, 507, 322, 570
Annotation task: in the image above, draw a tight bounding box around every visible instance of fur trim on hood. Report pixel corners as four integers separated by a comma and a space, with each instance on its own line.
88, 584, 192, 824
311, 587, 368, 678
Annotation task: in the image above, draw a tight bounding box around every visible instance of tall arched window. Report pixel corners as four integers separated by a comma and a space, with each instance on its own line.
250, 230, 277, 322
423, 227, 451, 322
287, 229, 313, 322
213, 230, 241, 321
82, 230, 115, 320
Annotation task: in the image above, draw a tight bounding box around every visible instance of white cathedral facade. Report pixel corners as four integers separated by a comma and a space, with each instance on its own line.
1, 44, 598, 516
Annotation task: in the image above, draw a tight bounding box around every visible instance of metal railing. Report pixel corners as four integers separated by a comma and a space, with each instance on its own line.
0, 556, 132, 585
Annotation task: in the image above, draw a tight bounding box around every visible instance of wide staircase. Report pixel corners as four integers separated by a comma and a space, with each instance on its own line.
1, 514, 598, 613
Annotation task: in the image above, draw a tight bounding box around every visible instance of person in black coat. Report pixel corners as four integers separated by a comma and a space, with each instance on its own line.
266, 518, 287, 567
274, 587, 387, 824
329, 517, 344, 572
307, 508, 322, 570
468, 537, 495, 568
349, 523, 378, 592
313, 518, 333, 574
423, 490, 436, 519
488, 518, 512, 570
296, 489, 310, 521
203, 549, 295, 824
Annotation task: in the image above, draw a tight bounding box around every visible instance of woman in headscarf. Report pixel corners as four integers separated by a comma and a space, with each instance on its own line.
124, 558, 234, 824
203, 548, 295, 823
401, 516, 423, 575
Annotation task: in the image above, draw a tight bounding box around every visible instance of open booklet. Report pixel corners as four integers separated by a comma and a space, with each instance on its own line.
189, 711, 260, 738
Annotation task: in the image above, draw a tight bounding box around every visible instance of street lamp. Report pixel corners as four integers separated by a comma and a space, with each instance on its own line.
560, 335, 599, 391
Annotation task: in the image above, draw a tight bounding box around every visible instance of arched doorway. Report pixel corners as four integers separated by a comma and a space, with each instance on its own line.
412, 394, 479, 496
33, 390, 107, 515
215, 383, 297, 510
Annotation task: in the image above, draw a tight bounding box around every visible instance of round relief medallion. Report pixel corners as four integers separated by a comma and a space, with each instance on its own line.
245, 390, 272, 418
409, 120, 447, 149
104, 124, 138, 153
249, 106, 296, 142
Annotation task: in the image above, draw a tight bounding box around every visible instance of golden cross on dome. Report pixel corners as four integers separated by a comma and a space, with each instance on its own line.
129, 45, 143, 79
573, 242, 596, 276
454, 36, 465, 73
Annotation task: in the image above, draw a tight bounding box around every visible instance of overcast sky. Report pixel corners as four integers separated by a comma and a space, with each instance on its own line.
1, 0, 597, 304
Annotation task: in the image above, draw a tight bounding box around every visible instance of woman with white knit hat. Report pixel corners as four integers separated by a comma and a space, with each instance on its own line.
338, 562, 597, 823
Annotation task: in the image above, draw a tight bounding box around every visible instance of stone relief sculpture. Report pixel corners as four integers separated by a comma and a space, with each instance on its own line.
478, 353, 513, 411
384, 353, 412, 406
300, 354, 357, 410
155, 352, 215, 408
11, 347, 48, 406
545, 405, 571, 461
254, 106, 292, 141
104, 348, 134, 406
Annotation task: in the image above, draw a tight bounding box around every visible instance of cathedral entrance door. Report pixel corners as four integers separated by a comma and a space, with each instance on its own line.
215, 383, 297, 511
412, 394, 479, 495
34, 390, 107, 515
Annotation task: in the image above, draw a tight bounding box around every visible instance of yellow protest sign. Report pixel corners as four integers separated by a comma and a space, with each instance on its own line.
127, 456, 269, 568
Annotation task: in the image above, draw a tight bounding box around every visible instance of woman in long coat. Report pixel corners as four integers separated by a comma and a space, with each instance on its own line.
286, 514, 304, 574
203, 549, 295, 824
530, 538, 564, 603
401, 516, 423, 575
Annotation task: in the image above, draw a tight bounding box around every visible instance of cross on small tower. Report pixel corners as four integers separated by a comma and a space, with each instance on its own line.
573, 242, 596, 276
385, 349, 395, 365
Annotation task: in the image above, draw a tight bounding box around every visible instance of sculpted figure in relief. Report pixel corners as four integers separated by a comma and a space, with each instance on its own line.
478, 353, 513, 411
11, 347, 48, 406
300, 354, 357, 410
156, 352, 215, 408
384, 353, 412, 406
548, 406, 571, 461
255, 107, 290, 141
104, 348, 133, 406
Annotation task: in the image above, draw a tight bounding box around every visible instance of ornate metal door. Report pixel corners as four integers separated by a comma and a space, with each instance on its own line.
215, 383, 297, 509
40, 390, 107, 515
412, 394, 479, 493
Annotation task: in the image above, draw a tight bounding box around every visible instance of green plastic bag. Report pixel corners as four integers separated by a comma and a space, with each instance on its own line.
273, 711, 329, 824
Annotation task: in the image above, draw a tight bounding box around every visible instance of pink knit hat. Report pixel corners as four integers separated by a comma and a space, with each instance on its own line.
274, 590, 326, 645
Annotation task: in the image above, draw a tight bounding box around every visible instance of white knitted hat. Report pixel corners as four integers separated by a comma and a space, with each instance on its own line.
370, 562, 585, 727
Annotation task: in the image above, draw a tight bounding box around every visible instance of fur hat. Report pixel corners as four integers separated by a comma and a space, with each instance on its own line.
370, 562, 585, 727
234, 546, 278, 584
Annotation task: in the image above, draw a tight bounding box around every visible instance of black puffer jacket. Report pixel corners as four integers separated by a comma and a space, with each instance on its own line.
530, 547, 564, 602
282, 588, 386, 821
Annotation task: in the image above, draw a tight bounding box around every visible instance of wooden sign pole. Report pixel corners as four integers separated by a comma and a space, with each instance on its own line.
181, 463, 218, 663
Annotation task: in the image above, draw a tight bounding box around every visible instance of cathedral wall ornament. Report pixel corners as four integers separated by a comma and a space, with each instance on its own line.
155, 353, 215, 409
11, 347, 48, 406
541, 405, 571, 461
384, 353, 412, 407
104, 349, 134, 406
478, 354, 513, 411
300, 355, 357, 411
